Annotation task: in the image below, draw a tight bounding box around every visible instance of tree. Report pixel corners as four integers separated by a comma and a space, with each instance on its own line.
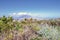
7, 16, 13, 22
1, 16, 7, 23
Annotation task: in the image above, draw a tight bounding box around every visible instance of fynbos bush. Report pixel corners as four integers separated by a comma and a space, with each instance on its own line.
38, 26, 60, 40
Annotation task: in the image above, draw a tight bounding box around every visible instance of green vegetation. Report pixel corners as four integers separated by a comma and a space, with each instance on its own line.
0, 16, 60, 40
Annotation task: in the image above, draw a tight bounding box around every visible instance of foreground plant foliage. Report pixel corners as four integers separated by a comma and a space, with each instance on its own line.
0, 16, 60, 40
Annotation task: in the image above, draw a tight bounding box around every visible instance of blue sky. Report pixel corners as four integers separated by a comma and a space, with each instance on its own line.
0, 0, 60, 18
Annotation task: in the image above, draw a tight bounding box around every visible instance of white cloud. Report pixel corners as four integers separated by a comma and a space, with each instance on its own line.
10, 12, 32, 16
9, 11, 51, 18
9, 13, 16, 16
17, 12, 31, 15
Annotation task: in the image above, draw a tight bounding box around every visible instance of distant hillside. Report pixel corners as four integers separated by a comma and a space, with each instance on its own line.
12, 14, 32, 20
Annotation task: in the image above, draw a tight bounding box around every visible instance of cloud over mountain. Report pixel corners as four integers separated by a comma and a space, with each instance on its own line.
10, 12, 32, 16
9, 11, 56, 20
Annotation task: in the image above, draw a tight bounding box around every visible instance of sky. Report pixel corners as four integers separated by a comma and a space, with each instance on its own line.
0, 0, 60, 18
